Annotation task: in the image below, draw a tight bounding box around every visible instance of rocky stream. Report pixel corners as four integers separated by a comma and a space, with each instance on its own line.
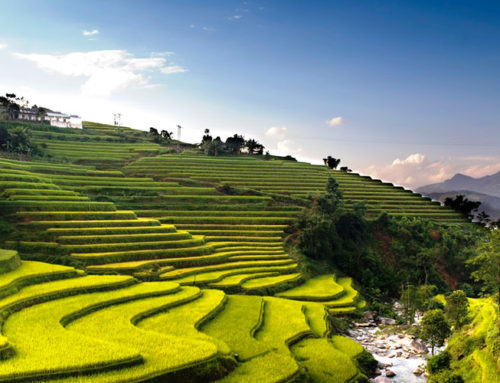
348, 313, 434, 383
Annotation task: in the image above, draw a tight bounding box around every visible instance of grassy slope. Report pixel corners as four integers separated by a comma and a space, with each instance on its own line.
445, 297, 500, 383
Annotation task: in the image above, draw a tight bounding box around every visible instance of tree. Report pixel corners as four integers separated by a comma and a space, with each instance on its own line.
445, 290, 469, 329
245, 138, 264, 155
444, 195, 481, 221
298, 176, 344, 261
491, 219, 500, 229
401, 283, 418, 324
340, 166, 352, 172
0, 126, 42, 157
415, 284, 438, 312
201, 129, 212, 144
0, 93, 20, 120
317, 176, 344, 216
225, 134, 245, 154
323, 156, 341, 169
420, 309, 451, 354
0, 126, 8, 150
400, 284, 438, 324
7, 126, 31, 153
160, 130, 173, 140
36, 107, 48, 119
149, 127, 159, 136
476, 211, 490, 226
207, 136, 224, 156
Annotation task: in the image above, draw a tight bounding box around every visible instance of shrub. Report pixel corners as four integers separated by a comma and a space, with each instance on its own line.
354, 351, 378, 376
427, 350, 451, 374
428, 370, 464, 383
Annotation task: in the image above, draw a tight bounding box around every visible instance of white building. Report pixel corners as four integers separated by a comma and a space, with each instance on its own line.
18, 107, 42, 121
69, 115, 83, 129
45, 112, 83, 129
44, 112, 69, 128
16, 107, 83, 129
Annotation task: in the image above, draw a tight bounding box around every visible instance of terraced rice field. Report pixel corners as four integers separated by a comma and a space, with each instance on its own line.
0, 121, 470, 381
0, 249, 367, 382
123, 153, 465, 224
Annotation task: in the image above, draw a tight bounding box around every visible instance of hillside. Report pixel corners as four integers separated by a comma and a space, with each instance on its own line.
0, 120, 476, 382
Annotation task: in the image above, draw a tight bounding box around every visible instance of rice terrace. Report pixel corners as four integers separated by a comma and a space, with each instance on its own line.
0, 1, 499, 383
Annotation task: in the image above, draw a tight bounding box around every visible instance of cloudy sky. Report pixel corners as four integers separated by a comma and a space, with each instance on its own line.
0, 0, 499, 189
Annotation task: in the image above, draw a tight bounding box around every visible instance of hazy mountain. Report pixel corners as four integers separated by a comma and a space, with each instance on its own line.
417, 171, 500, 198
417, 171, 500, 221
422, 190, 500, 220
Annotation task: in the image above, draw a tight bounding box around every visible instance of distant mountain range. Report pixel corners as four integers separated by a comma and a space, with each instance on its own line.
417, 171, 500, 220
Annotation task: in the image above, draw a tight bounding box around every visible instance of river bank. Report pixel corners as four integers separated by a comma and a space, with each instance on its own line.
348, 314, 432, 383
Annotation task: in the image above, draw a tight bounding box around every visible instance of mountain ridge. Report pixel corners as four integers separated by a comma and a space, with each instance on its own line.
417, 170, 500, 198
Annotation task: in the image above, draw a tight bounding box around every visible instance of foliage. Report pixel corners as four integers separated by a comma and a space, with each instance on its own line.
200, 130, 264, 157
206, 136, 224, 156
323, 155, 341, 169
0, 126, 43, 156
421, 309, 451, 354
444, 194, 481, 221
427, 350, 451, 373
401, 284, 438, 324
442, 297, 499, 383
400, 283, 418, 324
468, 230, 499, 297
296, 175, 481, 303
0, 93, 21, 120
225, 134, 245, 154
354, 350, 378, 376
148, 127, 173, 144
245, 138, 264, 155
445, 290, 469, 329
428, 370, 464, 383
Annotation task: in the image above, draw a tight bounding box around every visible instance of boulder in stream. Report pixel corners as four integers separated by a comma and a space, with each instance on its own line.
410, 339, 429, 354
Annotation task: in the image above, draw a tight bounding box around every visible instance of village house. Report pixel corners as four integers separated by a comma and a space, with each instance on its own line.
16, 107, 83, 129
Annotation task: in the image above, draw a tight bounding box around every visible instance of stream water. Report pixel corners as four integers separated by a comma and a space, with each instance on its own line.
373, 353, 427, 383
348, 326, 429, 383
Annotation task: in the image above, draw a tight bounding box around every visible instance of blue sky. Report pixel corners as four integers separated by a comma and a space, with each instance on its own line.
0, 0, 499, 188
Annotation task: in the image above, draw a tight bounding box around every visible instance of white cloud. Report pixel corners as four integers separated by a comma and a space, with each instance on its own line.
326, 116, 343, 127
0, 43, 7, 50
265, 126, 288, 140
160, 65, 188, 74
364, 153, 455, 189
462, 163, 500, 178
392, 153, 425, 166
82, 29, 99, 36
276, 139, 303, 156
13, 49, 187, 97
263, 126, 302, 158
151, 51, 175, 57
228, 15, 243, 20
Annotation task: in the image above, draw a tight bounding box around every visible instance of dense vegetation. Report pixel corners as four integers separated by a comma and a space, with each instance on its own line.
291, 177, 483, 304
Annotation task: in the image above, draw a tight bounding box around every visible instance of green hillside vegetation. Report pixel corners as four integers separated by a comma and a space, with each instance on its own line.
426, 296, 500, 383
0, 119, 496, 382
